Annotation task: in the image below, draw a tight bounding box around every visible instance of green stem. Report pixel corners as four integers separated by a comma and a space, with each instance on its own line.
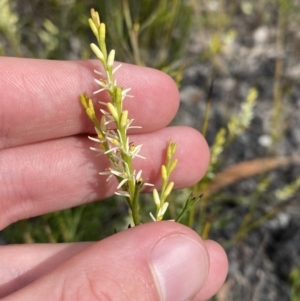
122, 0, 143, 65
131, 181, 144, 225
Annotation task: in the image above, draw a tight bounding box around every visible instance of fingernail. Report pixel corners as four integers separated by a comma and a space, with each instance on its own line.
149, 235, 209, 301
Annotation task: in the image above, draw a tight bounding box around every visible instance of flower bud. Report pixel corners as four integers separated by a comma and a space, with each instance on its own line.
107, 49, 115, 68
90, 43, 104, 62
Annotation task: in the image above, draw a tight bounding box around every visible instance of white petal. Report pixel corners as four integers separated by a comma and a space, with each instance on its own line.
104, 146, 120, 154
115, 190, 130, 197
100, 109, 111, 116
136, 170, 142, 180
109, 169, 125, 177
122, 87, 131, 94
106, 174, 114, 181
117, 178, 128, 189
94, 69, 103, 76
112, 63, 122, 74
149, 212, 157, 222
158, 202, 169, 218
99, 170, 112, 175
93, 88, 106, 94
90, 147, 104, 153
132, 153, 146, 160
88, 136, 102, 143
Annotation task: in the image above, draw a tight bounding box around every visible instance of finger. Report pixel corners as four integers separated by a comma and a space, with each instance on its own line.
1, 126, 209, 230
0, 243, 93, 298
0, 57, 179, 149
2, 222, 227, 301
0, 239, 227, 300
194, 240, 228, 300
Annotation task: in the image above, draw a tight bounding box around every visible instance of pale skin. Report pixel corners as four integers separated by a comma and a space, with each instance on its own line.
0, 57, 228, 301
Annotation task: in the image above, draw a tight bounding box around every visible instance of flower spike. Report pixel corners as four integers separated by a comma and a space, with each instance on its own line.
79, 9, 178, 226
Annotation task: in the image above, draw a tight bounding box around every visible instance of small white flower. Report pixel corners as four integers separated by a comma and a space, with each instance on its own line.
94, 78, 112, 94
133, 170, 153, 187
122, 88, 133, 100
128, 143, 145, 159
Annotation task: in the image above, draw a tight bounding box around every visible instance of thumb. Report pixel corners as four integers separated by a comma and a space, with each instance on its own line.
6, 222, 209, 301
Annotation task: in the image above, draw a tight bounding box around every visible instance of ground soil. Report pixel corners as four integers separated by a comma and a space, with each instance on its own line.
178, 5, 300, 300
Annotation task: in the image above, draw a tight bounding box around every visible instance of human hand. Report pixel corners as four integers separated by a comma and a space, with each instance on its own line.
0, 57, 228, 300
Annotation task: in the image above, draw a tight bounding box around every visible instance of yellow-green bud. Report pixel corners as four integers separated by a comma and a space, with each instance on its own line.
80, 94, 88, 109
88, 98, 95, 114
99, 23, 107, 59
161, 165, 168, 182
99, 23, 106, 41
107, 102, 119, 121
115, 87, 123, 107
153, 188, 160, 207
100, 115, 106, 132
107, 49, 115, 68
120, 110, 128, 129
157, 202, 169, 221
86, 108, 94, 119
88, 19, 98, 39
90, 8, 100, 26
167, 140, 177, 160
163, 181, 174, 199
90, 43, 104, 62
169, 159, 178, 174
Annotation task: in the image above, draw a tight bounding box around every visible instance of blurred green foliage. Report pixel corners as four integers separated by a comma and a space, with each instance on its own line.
98, 0, 193, 71
290, 267, 300, 301
3, 197, 130, 243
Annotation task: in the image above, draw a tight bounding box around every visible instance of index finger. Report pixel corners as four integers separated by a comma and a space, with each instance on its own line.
0, 57, 179, 149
